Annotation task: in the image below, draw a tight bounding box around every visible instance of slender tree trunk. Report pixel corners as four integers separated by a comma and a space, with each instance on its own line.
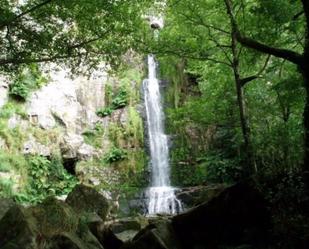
300, 61, 309, 184
224, 0, 309, 181
230, 24, 254, 176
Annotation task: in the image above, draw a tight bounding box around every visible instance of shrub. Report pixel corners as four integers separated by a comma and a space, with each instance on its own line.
96, 107, 114, 117
96, 88, 128, 118
19, 155, 77, 203
112, 88, 128, 109
0, 179, 14, 197
104, 147, 127, 163
9, 64, 47, 101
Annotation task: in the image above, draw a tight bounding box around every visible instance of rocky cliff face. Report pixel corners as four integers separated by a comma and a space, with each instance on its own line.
0, 59, 146, 203
27, 69, 106, 132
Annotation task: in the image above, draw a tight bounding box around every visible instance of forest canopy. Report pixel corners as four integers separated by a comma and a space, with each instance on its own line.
0, 0, 151, 73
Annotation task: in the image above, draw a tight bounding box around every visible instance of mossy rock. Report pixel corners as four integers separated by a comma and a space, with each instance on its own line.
0, 198, 15, 220
0, 205, 38, 249
31, 197, 79, 238
48, 231, 104, 249
66, 184, 109, 221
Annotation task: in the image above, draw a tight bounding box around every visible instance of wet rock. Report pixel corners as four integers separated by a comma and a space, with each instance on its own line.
172, 181, 271, 249
66, 184, 109, 221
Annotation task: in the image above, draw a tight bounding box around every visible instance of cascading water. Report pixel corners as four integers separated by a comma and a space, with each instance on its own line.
143, 55, 183, 215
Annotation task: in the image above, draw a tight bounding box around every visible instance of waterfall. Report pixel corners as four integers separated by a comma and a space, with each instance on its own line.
143, 55, 183, 215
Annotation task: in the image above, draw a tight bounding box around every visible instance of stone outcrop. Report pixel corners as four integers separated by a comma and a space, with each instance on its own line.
0, 187, 108, 249
0, 78, 9, 108
172, 182, 271, 249
0, 198, 15, 221
23, 138, 51, 157
123, 182, 271, 249
0, 205, 38, 249
176, 184, 226, 208
61, 133, 96, 161
66, 184, 109, 221
123, 220, 181, 249
26, 70, 106, 133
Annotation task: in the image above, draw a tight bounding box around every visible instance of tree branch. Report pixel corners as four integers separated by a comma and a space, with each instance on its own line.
0, 0, 53, 29
0, 55, 72, 65
240, 54, 271, 87
224, 0, 303, 66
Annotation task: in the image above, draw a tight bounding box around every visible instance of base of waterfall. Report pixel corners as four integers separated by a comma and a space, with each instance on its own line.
147, 186, 183, 215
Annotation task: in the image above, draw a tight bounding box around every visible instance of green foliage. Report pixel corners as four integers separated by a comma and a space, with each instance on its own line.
104, 147, 127, 163
112, 88, 128, 109
96, 107, 114, 117
9, 64, 48, 101
0, 100, 27, 119
82, 123, 105, 148
0, 179, 14, 198
0, 0, 152, 73
20, 155, 77, 204
201, 153, 242, 184
96, 87, 128, 117
127, 107, 144, 145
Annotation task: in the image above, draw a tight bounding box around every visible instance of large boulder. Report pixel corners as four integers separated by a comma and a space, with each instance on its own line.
176, 184, 226, 208
0, 197, 105, 249
66, 184, 109, 221
0, 205, 38, 249
61, 134, 96, 161
172, 181, 271, 249
48, 227, 104, 249
31, 197, 79, 238
123, 220, 181, 249
0, 198, 15, 220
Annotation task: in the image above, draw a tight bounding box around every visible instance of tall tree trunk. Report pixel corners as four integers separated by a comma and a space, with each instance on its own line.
230, 22, 254, 176
300, 61, 309, 184
224, 0, 308, 181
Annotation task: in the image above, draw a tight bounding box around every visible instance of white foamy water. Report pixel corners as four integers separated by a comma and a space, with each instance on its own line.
143, 55, 183, 215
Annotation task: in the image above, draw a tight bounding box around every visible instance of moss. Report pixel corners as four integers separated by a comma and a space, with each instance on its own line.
0, 179, 14, 198
0, 100, 27, 119
127, 107, 144, 146
32, 197, 78, 238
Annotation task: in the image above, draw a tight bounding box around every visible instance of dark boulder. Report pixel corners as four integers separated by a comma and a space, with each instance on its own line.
0, 198, 15, 220
66, 184, 109, 221
176, 184, 226, 208
49, 231, 104, 249
0, 205, 38, 249
172, 181, 271, 249
123, 220, 181, 249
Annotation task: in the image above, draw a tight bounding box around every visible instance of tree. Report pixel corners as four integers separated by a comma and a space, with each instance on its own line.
224, 0, 309, 183
150, 0, 272, 175
0, 0, 151, 73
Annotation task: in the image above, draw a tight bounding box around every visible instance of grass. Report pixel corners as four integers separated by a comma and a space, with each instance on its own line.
0, 178, 14, 198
